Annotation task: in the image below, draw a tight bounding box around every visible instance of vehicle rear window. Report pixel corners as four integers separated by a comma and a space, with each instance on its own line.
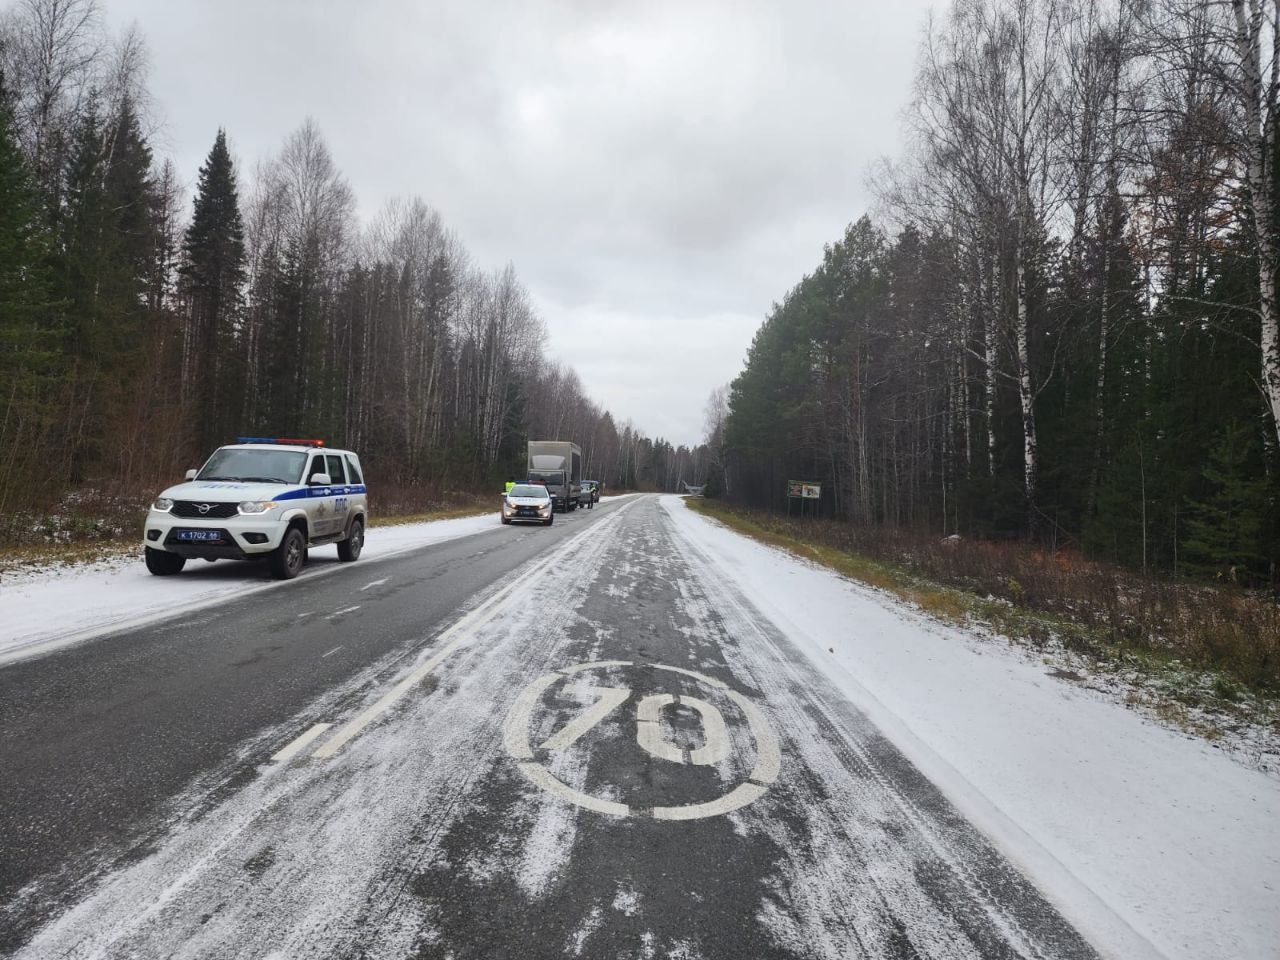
346, 456, 363, 484
326, 454, 347, 484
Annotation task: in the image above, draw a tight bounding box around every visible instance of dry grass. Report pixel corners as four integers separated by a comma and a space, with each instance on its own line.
0, 486, 496, 572
369, 501, 494, 527
688, 498, 1280, 698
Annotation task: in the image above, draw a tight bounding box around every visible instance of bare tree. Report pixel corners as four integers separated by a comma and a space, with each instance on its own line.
1226, 0, 1280, 443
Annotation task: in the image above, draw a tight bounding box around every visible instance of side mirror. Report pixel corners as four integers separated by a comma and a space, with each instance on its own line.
185, 469, 197, 480
309, 472, 332, 486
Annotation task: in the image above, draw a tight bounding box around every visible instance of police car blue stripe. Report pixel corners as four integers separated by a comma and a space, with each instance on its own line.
274, 484, 367, 502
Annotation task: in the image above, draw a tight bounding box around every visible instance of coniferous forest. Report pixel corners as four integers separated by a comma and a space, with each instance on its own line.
1, 0, 1277, 592
0, 0, 704, 536
711, 0, 1280, 587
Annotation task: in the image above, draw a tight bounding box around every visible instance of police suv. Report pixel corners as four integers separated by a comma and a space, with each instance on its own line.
144, 438, 368, 580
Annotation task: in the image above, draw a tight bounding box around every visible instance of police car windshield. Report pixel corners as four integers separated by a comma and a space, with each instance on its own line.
197, 449, 308, 484
509, 485, 548, 498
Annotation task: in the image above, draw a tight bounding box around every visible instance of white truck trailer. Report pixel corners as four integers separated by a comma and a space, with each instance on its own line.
527, 441, 582, 512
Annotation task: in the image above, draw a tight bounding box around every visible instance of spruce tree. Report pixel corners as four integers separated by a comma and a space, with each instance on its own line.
1183, 421, 1270, 583
58, 93, 159, 479
180, 129, 246, 449
0, 71, 59, 515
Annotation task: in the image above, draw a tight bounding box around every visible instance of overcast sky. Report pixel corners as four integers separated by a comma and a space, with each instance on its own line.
108, 0, 937, 447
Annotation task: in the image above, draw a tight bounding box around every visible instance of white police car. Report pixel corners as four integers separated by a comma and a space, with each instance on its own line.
143, 438, 368, 580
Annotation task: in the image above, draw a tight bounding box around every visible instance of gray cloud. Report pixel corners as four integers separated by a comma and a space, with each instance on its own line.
111, 0, 936, 445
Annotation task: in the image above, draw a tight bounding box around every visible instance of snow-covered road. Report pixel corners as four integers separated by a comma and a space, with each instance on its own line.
1, 495, 1272, 959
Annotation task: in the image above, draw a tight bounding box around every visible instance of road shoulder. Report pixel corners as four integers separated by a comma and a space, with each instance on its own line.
661, 494, 1280, 960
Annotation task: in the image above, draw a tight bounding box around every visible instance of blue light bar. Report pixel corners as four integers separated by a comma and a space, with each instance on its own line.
235, 437, 325, 447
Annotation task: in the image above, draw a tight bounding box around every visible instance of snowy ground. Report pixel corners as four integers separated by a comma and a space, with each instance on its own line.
660, 497, 1279, 960
0, 497, 634, 666
1, 493, 1272, 960
0, 511, 481, 665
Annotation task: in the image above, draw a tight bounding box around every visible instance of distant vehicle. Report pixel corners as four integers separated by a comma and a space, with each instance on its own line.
143, 437, 368, 580
579, 480, 600, 508
502, 483, 553, 526
527, 440, 582, 512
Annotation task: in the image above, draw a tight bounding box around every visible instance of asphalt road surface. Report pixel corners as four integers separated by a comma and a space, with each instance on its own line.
0, 495, 1100, 959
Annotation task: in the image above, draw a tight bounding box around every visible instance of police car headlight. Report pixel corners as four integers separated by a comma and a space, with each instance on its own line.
237, 500, 277, 515
152, 497, 173, 512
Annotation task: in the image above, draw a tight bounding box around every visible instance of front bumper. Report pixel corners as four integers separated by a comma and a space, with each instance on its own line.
144, 511, 288, 558
502, 506, 551, 524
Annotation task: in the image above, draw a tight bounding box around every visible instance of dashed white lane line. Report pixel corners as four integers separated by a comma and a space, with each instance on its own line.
320, 646, 343, 659
327, 605, 361, 619
311, 503, 639, 761
359, 578, 389, 591
269, 723, 333, 764
310, 578, 527, 760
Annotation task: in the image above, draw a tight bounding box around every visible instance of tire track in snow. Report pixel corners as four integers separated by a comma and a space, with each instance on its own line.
12, 503, 639, 959
659, 502, 1097, 960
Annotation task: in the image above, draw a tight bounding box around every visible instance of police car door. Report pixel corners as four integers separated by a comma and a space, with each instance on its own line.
305, 452, 333, 537
324, 454, 350, 536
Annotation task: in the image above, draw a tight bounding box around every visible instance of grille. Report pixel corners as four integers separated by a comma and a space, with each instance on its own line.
171, 500, 239, 519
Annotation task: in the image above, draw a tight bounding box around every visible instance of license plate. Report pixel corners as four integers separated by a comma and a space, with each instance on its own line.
518, 508, 535, 516
177, 530, 224, 542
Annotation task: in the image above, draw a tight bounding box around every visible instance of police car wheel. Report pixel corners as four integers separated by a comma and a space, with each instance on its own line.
270, 527, 306, 580
544, 515, 554, 526
145, 547, 185, 576
338, 519, 364, 562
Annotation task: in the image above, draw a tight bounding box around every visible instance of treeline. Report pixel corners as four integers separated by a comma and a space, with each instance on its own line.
714, 0, 1279, 584
0, 0, 703, 529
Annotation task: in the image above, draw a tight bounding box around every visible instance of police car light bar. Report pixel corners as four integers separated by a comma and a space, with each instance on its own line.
236, 437, 326, 447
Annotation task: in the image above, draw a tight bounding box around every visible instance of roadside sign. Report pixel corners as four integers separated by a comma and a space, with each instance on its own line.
786, 480, 823, 517
504, 660, 779, 820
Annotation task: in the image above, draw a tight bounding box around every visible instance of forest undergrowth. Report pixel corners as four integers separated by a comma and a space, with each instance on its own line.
0, 483, 493, 575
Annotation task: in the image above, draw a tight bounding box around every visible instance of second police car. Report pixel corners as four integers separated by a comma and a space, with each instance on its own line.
143, 438, 367, 580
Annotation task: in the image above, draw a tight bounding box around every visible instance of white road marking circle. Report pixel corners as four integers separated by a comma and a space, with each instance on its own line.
504, 660, 780, 819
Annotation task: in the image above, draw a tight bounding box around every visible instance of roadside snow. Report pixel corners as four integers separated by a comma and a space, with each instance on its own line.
0, 512, 501, 665
661, 496, 1279, 960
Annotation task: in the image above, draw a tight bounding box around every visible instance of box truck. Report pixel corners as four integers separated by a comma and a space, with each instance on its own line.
527, 441, 582, 512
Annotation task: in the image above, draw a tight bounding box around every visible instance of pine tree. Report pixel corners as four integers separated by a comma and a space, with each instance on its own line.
180, 129, 246, 450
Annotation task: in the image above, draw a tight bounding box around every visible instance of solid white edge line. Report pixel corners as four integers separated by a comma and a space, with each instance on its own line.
269, 722, 332, 764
